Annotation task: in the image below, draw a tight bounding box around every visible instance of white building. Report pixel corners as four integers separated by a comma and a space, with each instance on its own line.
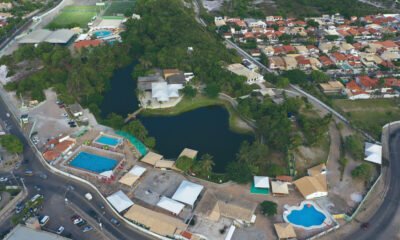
106, 190, 134, 213
151, 82, 183, 102
364, 142, 382, 164
172, 180, 204, 208
227, 63, 264, 84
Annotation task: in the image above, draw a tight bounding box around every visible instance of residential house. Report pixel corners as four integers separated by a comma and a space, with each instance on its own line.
269, 56, 286, 70
319, 81, 344, 94
293, 163, 327, 199
296, 56, 311, 70
356, 75, 378, 91
282, 56, 298, 70
227, 63, 264, 84
294, 45, 308, 55
319, 55, 335, 67
345, 80, 370, 100
0, 2, 12, 11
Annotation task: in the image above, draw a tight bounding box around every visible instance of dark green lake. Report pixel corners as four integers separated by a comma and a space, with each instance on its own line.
139, 106, 253, 172
101, 64, 139, 118
101, 66, 253, 172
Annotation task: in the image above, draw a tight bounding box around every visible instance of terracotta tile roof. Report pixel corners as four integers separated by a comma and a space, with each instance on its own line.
282, 45, 295, 53
74, 39, 103, 49
332, 52, 347, 61
319, 56, 334, 66
384, 78, 400, 87
358, 75, 378, 88
346, 80, 363, 92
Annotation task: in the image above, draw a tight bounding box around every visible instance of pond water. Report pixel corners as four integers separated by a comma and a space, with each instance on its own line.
102, 66, 253, 172
138, 106, 253, 173
101, 64, 139, 118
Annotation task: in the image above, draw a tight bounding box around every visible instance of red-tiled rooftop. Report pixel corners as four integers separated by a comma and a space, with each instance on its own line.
74, 39, 103, 49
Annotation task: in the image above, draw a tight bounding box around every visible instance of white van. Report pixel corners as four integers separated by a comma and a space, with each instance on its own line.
85, 193, 92, 201
39, 215, 50, 226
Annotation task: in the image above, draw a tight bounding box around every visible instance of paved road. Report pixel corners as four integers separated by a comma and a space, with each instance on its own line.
346, 127, 400, 239
0, 89, 152, 240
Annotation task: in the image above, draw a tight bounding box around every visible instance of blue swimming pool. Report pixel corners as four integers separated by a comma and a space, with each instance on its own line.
94, 30, 112, 38
95, 135, 121, 147
69, 151, 118, 173
286, 204, 327, 228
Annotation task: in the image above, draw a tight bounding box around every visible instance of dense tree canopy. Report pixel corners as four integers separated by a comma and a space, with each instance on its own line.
0, 135, 23, 154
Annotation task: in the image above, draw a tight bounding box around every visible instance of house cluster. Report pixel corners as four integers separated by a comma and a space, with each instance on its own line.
0, 2, 13, 28
216, 13, 400, 100
137, 68, 194, 108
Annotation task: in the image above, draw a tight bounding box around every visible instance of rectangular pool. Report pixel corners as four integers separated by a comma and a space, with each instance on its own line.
69, 151, 118, 173
95, 135, 121, 147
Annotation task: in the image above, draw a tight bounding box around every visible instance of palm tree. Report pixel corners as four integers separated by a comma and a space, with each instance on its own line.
199, 154, 215, 177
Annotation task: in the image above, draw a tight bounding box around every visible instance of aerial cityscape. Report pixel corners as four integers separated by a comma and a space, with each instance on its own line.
0, 0, 399, 240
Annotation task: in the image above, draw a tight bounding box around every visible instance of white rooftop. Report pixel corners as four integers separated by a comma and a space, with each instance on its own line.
254, 176, 270, 189
172, 180, 204, 207
151, 82, 183, 102
364, 142, 382, 164
129, 165, 146, 176
4, 224, 71, 240
106, 190, 134, 213
156, 196, 185, 215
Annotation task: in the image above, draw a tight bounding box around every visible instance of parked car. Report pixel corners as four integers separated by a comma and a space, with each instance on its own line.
39, 215, 50, 226
77, 219, 87, 227
56, 226, 64, 235
110, 218, 120, 226
24, 170, 33, 176
34, 185, 41, 191
82, 225, 93, 233
0, 177, 8, 182
70, 215, 80, 222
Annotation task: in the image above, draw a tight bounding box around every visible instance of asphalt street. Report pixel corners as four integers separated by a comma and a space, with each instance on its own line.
0, 89, 152, 240
346, 128, 400, 239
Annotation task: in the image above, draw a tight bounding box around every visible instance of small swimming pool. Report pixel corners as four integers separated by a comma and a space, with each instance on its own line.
95, 135, 121, 147
94, 30, 112, 38
284, 201, 329, 229
69, 151, 118, 173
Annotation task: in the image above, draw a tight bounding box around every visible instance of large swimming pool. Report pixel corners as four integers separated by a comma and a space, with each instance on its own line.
69, 151, 118, 173
95, 135, 121, 147
94, 30, 112, 38
285, 201, 329, 229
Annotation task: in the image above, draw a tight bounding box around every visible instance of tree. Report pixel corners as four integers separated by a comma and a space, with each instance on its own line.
226, 161, 253, 183
351, 163, 372, 181
345, 135, 364, 160
122, 120, 148, 142
0, 135, 23, 154
260, 201, 277, 216
306, 19, 319, 28
204, 83, 220, 98
182, 85, 197, 99
310, 70, 330, 83
143, 137, 156, 149
104, 113, 124, 130
276, 77, 290, 88
175, 156, 194, 172
345, 35, 355, 44
197, 154, 215, 176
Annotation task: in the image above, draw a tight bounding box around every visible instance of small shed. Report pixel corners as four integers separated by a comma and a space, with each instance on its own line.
274, 223, 297, 240
106, 190, 134, 213
364, 142, 382, 164
178, 148, 198, 159
271, 181, 289, 196
69, 103, 83, 117
251, 176, 270, 195
140, 151, 163, 166
156, 196, 185, 215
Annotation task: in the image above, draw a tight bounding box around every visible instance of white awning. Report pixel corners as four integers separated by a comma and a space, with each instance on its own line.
106, 190, 134, 213
129, 165, 146, 177
364, 142, 382, 164
254, 176, 270, 188
172, 180, 204, 207
156, 196, 185, 215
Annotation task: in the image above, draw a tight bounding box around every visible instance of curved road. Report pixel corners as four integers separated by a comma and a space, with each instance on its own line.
0, 89, 152, 240
347, 128, 400, 239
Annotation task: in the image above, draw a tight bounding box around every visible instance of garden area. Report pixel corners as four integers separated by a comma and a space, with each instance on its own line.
47, 5, 100, 29
333, 98, 400, 139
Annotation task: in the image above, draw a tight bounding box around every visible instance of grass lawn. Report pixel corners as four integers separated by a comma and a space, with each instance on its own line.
104, 1, 135, 16
47, 5, 100, 29
333, 98, 400, 139
141, 95, 254, 135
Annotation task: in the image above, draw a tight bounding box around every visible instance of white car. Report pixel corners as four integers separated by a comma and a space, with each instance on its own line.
56, 226, 64, 235
0, 177, 8, 182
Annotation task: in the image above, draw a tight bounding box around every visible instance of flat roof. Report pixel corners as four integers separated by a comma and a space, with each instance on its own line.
157, 196, 185, 215
141, 151, 163, 166
172, 180, 204, 206
106, 190, 134, 213
178, 148, 198, 159
4, 225, 71, 240
253, 176, 270, 189
19, 29, 52, 44
45, 29, 75, 44
364, 142, 382, 164
124, 204, 187, 237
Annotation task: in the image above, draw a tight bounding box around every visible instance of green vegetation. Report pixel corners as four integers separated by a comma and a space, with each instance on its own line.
12, 194, 43, 225
226, 161, 253, 183
333, 99, 400, 139
351, 163, 373, 182
175, 153, 215, 178
275, 0, 383, 18
47, 5, 100, 29
104, 1, 136, 16
122, 120, 156, 148
344, 135, 364, 160
0, 135, 23, 154
260, 201, 278, 217
219, 0, 266, 18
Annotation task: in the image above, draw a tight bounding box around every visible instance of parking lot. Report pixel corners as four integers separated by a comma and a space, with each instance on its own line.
28, 90, 76, 147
